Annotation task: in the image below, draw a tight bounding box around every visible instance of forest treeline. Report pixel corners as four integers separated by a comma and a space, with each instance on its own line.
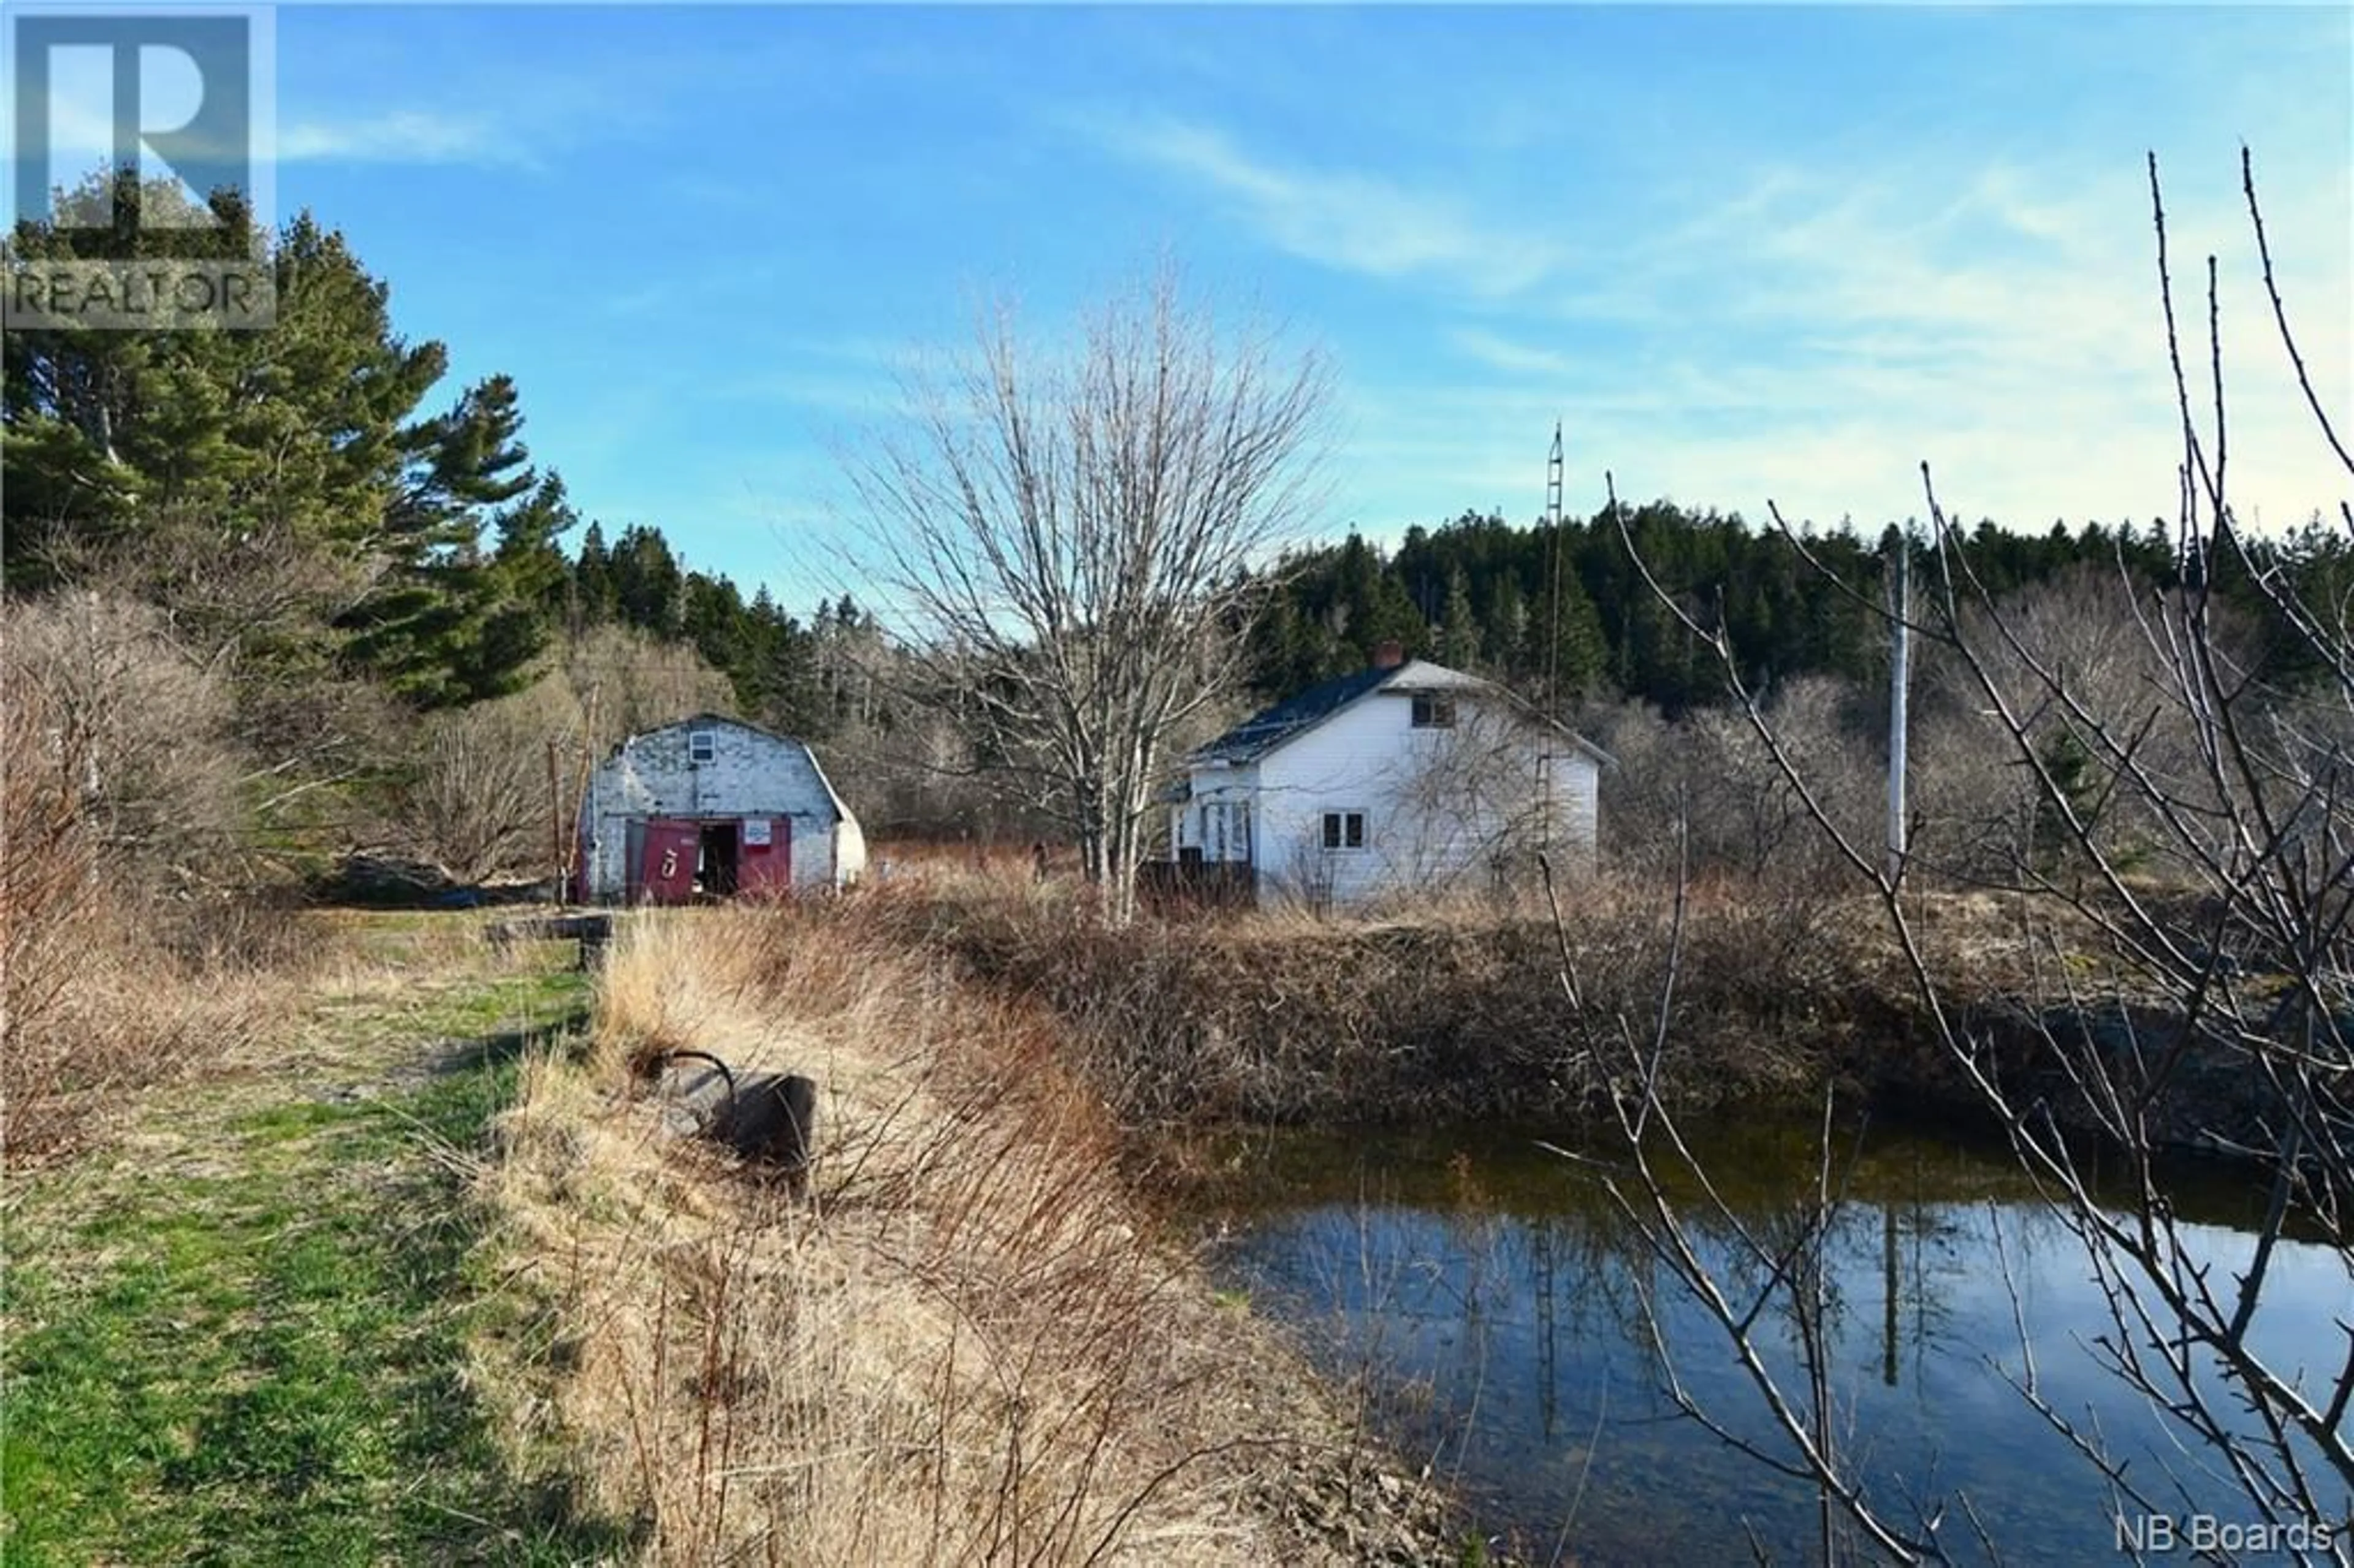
11, 177, 2354, 886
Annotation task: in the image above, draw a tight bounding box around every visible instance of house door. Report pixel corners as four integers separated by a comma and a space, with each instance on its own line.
638, 818, 700, 904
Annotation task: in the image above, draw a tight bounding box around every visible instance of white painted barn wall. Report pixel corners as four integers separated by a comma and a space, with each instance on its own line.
581, 718, 864, 897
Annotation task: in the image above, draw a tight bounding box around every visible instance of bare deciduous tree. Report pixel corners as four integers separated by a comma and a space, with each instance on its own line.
558, 623, 735, 755
1378, 694, 1597, 900
1579, 149, 2354, 1561
844, 267, 1331, 924
3, 592, 246, 892
395, 679, 581, 883
1909, 562, 2257, 885
1590, 677, 1874, 885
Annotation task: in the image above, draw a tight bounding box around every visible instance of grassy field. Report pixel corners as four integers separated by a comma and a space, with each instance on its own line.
2, 916, 636, 1566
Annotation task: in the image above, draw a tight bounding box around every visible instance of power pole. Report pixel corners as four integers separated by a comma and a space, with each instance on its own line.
547, 739, 565, 904
1886, 539, 1910, 885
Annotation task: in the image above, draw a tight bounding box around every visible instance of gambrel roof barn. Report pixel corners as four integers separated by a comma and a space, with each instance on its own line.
576, 715, 864, 903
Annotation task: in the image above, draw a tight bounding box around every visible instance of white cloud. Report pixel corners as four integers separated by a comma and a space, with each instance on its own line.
278, 110, 535, 167
1449, 328, 1577, 379
1088, 116, 2344, 538
1360, 154, 2350, 539
1094, 116, 1560, 299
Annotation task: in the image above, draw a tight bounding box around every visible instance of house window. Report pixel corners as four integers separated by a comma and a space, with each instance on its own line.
1411, 694, 1457, 729
1321, 810, 1368, 851
688, 728, 715, 764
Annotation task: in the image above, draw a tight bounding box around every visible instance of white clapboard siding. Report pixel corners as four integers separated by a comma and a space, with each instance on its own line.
1178, 660, 1601, 908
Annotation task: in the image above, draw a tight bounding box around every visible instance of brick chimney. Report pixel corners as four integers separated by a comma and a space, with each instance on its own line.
1370, 639, 1406, 671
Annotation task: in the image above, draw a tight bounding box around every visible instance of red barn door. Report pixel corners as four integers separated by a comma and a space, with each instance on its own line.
638, 819, 701, 904
737, 816, 793, 896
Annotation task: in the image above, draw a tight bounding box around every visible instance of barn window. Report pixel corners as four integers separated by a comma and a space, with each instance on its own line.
1411, 694, 1457, 729
689, 728, 715, 763
1321, 810, 1367, 851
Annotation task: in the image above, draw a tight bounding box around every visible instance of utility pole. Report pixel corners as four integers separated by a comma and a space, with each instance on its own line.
1886, 538, 1911, 885
568, 689, 602, 907
547, 739, 565, 903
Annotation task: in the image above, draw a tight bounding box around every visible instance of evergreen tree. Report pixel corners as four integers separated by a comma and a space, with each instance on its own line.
609, 525, 686, 637
340, 373, 568, 704
1488, 573, 1531, 676
1330, 533, 1425, 669
571, 519, 618, 627
1439, 564, 1482, 671
1533, 569, 1610, 707
5, 181, 443, 595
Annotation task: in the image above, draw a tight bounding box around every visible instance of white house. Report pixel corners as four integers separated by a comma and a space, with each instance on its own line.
1166, 644, 1606, 908
576, 715, 866, 903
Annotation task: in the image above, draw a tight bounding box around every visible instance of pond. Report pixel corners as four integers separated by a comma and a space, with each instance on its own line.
1203, 1113, 2347, 1564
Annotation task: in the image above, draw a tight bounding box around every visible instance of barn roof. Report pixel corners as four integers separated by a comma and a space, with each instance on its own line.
598, 713, 861, 825
599, 712, 766, 763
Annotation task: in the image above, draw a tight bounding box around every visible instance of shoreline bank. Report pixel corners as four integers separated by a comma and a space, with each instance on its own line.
869, 879, 2303, 1173
482, 902, 1485, 1564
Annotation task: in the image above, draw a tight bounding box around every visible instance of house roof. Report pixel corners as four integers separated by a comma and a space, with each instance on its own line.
1189, 664, 1409, 764
1187, 660, 1613, 769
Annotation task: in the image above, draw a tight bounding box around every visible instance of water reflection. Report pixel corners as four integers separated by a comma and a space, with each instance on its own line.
1205, 1117, 2347, 1565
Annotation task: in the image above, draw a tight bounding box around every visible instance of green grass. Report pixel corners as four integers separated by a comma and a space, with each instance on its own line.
2, 948, 640, 1566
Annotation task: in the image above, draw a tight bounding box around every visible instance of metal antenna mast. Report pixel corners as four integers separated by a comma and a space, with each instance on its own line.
1545, 422, 1565, 721
1542, 423, 1566, 852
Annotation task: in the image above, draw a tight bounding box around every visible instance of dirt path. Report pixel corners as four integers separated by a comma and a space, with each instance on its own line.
2, 915, 633, 1566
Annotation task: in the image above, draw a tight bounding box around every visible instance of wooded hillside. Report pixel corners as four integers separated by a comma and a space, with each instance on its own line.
12, 174, 2353, 886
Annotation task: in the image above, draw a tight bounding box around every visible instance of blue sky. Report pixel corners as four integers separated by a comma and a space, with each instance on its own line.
251, 4, 2350, 614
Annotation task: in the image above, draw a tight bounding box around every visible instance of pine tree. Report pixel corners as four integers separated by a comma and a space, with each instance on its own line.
5, 185, 444, 596
1333, 533, 1425, 668
571, 519, 617, 626
1440, 564, 1481, 671
608, 525, 686, 639
340, 373, 562, 704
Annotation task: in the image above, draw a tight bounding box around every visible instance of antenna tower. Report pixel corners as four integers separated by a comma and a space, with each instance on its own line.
1545, 422, 1565, 720
1542, 423, 1566, 852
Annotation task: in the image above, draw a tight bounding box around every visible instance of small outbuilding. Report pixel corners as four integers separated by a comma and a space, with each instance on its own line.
1165, 642, 1607, 909
575, 714, 865, 903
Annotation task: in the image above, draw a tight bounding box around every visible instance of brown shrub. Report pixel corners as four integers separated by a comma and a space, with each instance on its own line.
864, 873, 1895, 1133
1, 596, 294, 1168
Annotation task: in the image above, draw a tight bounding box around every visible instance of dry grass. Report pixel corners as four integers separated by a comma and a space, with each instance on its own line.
1, 900, 295, 1171
1, 679, 323, 1171
482, 900, 1456, 1566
